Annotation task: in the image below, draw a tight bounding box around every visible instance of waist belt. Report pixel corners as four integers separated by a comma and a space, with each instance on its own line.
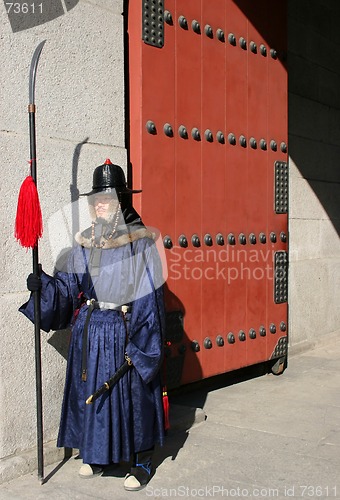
81, 299, 131, 381
86, 299, 131, 313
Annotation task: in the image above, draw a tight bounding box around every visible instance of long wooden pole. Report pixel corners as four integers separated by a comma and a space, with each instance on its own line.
28, 40, 46, 484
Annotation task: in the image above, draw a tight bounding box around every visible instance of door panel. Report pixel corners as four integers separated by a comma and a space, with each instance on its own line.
128, 0, 288, 387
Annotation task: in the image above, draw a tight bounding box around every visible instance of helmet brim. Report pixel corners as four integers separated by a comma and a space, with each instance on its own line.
80, 186, 142, 196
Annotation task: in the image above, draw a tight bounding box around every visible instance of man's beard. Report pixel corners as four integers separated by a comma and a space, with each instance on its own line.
91, 198, 120, 223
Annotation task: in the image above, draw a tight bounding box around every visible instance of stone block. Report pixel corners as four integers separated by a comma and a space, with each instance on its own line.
289, 259, 340, 345
289, 176, 328, 220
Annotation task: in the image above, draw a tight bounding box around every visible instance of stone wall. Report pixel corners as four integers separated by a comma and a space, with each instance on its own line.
0, 0, 126, 481
288, 0, 340, 350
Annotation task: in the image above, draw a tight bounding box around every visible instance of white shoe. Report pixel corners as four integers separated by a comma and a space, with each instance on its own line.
123, 464, 151, 491
79, 463, 103, 479
124, 473, 143, 491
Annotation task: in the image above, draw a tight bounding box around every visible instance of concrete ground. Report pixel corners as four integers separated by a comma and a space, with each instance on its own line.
0, 338, 339, 500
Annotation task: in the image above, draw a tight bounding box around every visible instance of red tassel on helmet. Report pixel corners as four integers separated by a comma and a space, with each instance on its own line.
162, 386, 170, 431
15, 175, 43, 249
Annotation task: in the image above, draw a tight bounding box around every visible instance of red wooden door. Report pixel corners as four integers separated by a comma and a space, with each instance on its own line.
128, 0, 288, 387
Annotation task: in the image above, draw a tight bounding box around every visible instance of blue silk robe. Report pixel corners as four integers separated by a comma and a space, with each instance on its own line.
20, 224, 165, 465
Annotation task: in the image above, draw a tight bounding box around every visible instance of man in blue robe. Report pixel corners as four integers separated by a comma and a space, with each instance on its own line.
20, 160, 166, 491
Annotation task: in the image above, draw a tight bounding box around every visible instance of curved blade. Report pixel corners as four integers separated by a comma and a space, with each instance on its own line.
29, 40, 46, 105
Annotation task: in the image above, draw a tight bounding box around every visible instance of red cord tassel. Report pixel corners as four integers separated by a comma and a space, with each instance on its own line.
162, 386, 170, 431
15, 175, 43, 249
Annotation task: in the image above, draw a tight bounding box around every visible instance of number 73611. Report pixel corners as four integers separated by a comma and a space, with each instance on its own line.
6, 3, 43, 14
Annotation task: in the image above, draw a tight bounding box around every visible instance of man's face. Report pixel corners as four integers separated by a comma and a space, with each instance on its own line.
94, 193, 119, 219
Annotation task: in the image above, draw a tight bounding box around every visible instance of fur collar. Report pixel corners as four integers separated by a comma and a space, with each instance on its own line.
75, 227, 155, 249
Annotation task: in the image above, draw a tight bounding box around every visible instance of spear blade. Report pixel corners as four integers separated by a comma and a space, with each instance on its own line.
29, 40, 46, 105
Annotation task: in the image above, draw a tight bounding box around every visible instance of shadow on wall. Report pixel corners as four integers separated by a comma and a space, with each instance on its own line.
237, 0, 340, 235
288, 132, 340, 236
287, 4, 340, 237
47, 138, 88, 359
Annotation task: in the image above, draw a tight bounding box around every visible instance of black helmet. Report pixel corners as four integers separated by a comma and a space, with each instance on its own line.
82, 159, 142, 196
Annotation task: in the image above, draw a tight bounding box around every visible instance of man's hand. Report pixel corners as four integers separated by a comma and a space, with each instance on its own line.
27, 273, 42, 292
